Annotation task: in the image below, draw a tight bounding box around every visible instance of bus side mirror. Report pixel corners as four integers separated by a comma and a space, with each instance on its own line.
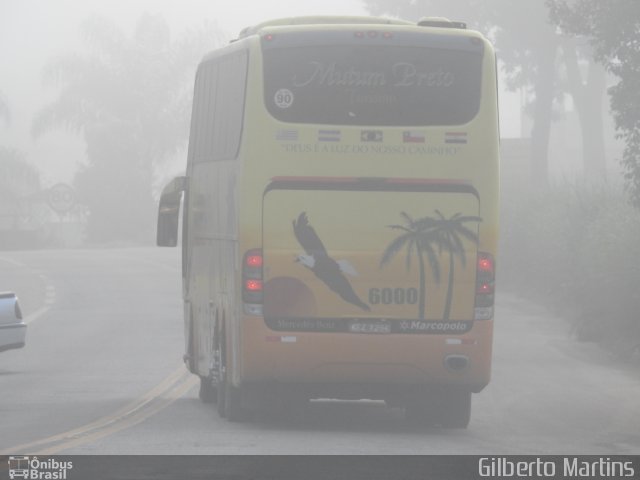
157, 176, 187, 247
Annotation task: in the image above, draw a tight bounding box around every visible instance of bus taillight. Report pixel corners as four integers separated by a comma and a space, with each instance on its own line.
474, 252, 495, 320
477, 256, 494, 275
245, 279, 263, 291
242, 249, 263, 309
245, 253, 263, 268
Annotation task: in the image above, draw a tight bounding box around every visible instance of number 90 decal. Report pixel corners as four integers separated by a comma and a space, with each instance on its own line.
368, 288, 418, 305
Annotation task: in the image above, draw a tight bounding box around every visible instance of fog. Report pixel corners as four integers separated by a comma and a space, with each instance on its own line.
1, 0, 639, 465
0, 0, 369, 184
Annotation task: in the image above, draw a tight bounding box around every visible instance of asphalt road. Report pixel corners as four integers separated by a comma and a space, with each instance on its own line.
1, 247, 639, 455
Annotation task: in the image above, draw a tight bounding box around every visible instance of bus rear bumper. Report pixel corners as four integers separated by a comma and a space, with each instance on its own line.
240, 380, 481, 410
238, 316, 493, 395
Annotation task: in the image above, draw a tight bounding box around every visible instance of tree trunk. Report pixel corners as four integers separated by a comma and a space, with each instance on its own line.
417, 250, 426, 320
530, 41, 558, 187
443, 252, 455, 321
563, 41, 607, 180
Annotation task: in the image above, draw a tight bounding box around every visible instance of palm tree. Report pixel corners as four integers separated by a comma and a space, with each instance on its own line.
380, 212, 441, 319
0, 148, 43, 243
431, 210, 481, 321
1, 94, 37, 219
32, 14, 223, 242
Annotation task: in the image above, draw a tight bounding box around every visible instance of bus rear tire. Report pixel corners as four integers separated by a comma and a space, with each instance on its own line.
216, 362, 248, 421
216, 380, 226, 418
199, 376, 217, 404
216, 363, 226, 417
224, 382, 247, 422
439, 389, 471, 428
217, 370, 247, 421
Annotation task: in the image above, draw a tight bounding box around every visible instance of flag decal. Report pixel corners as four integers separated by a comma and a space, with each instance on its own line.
361, 130, 383, 142
445, 132, 468, 144
403, 131, 425, 143
318, 129, 341, 142
276, 129, 298, 141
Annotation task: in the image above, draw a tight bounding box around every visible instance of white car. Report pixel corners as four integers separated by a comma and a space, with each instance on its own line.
0, 292, 26, 352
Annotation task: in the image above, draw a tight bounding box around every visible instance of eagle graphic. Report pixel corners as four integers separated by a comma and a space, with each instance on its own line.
292, 212, 370, 312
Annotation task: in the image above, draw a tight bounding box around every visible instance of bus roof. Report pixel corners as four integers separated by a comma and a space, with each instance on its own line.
236, 16, 414, 39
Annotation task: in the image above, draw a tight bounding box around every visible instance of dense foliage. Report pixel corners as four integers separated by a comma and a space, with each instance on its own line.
500, 181, 640, 358
548, 0, 640, 207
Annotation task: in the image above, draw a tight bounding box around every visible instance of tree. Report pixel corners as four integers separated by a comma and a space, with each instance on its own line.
0, 148, 44, 248
560, 38, 607, 178
0, 95, 42, 236
363, 0, 608, 184
548, 0, 640, 205
0, 90, 10, 127
430, 211, 481, 321
33, 14, 223, 242
380, 212, 441, 319
0, 148, 41, 201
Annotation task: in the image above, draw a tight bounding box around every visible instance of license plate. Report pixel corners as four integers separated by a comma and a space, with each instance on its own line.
349, 322, 391, 334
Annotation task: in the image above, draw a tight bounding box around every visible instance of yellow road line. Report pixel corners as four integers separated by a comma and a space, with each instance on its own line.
37, 375, 198, 454
1, 366, 195, 455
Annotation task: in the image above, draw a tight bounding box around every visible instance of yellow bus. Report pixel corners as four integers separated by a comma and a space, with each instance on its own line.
157, 15, 499, 428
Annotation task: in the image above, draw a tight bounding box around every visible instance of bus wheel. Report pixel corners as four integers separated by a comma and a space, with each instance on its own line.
438, 389, 471, 429
216, 380, 226, 417
215, 341, 248, 421
217, 366, 247, 421
224, 381, 247, 422
216, 363, 226, 417
199, 376, 217, 404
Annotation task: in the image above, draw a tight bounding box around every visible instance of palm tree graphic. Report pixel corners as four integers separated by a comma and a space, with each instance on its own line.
431, 210, 481, 321
381, 211, 481, 320
380, 212, 441, 320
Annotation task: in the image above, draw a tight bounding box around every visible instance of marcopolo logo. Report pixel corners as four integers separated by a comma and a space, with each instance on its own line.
8, 457, 73, 480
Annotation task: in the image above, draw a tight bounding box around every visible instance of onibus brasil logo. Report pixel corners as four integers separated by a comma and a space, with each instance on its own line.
8, 457, 73, 480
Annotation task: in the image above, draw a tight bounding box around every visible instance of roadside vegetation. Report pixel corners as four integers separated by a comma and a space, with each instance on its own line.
500, 181, 640, 361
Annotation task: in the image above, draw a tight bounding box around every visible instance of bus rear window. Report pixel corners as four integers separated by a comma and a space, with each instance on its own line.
262, 31, 484, 126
